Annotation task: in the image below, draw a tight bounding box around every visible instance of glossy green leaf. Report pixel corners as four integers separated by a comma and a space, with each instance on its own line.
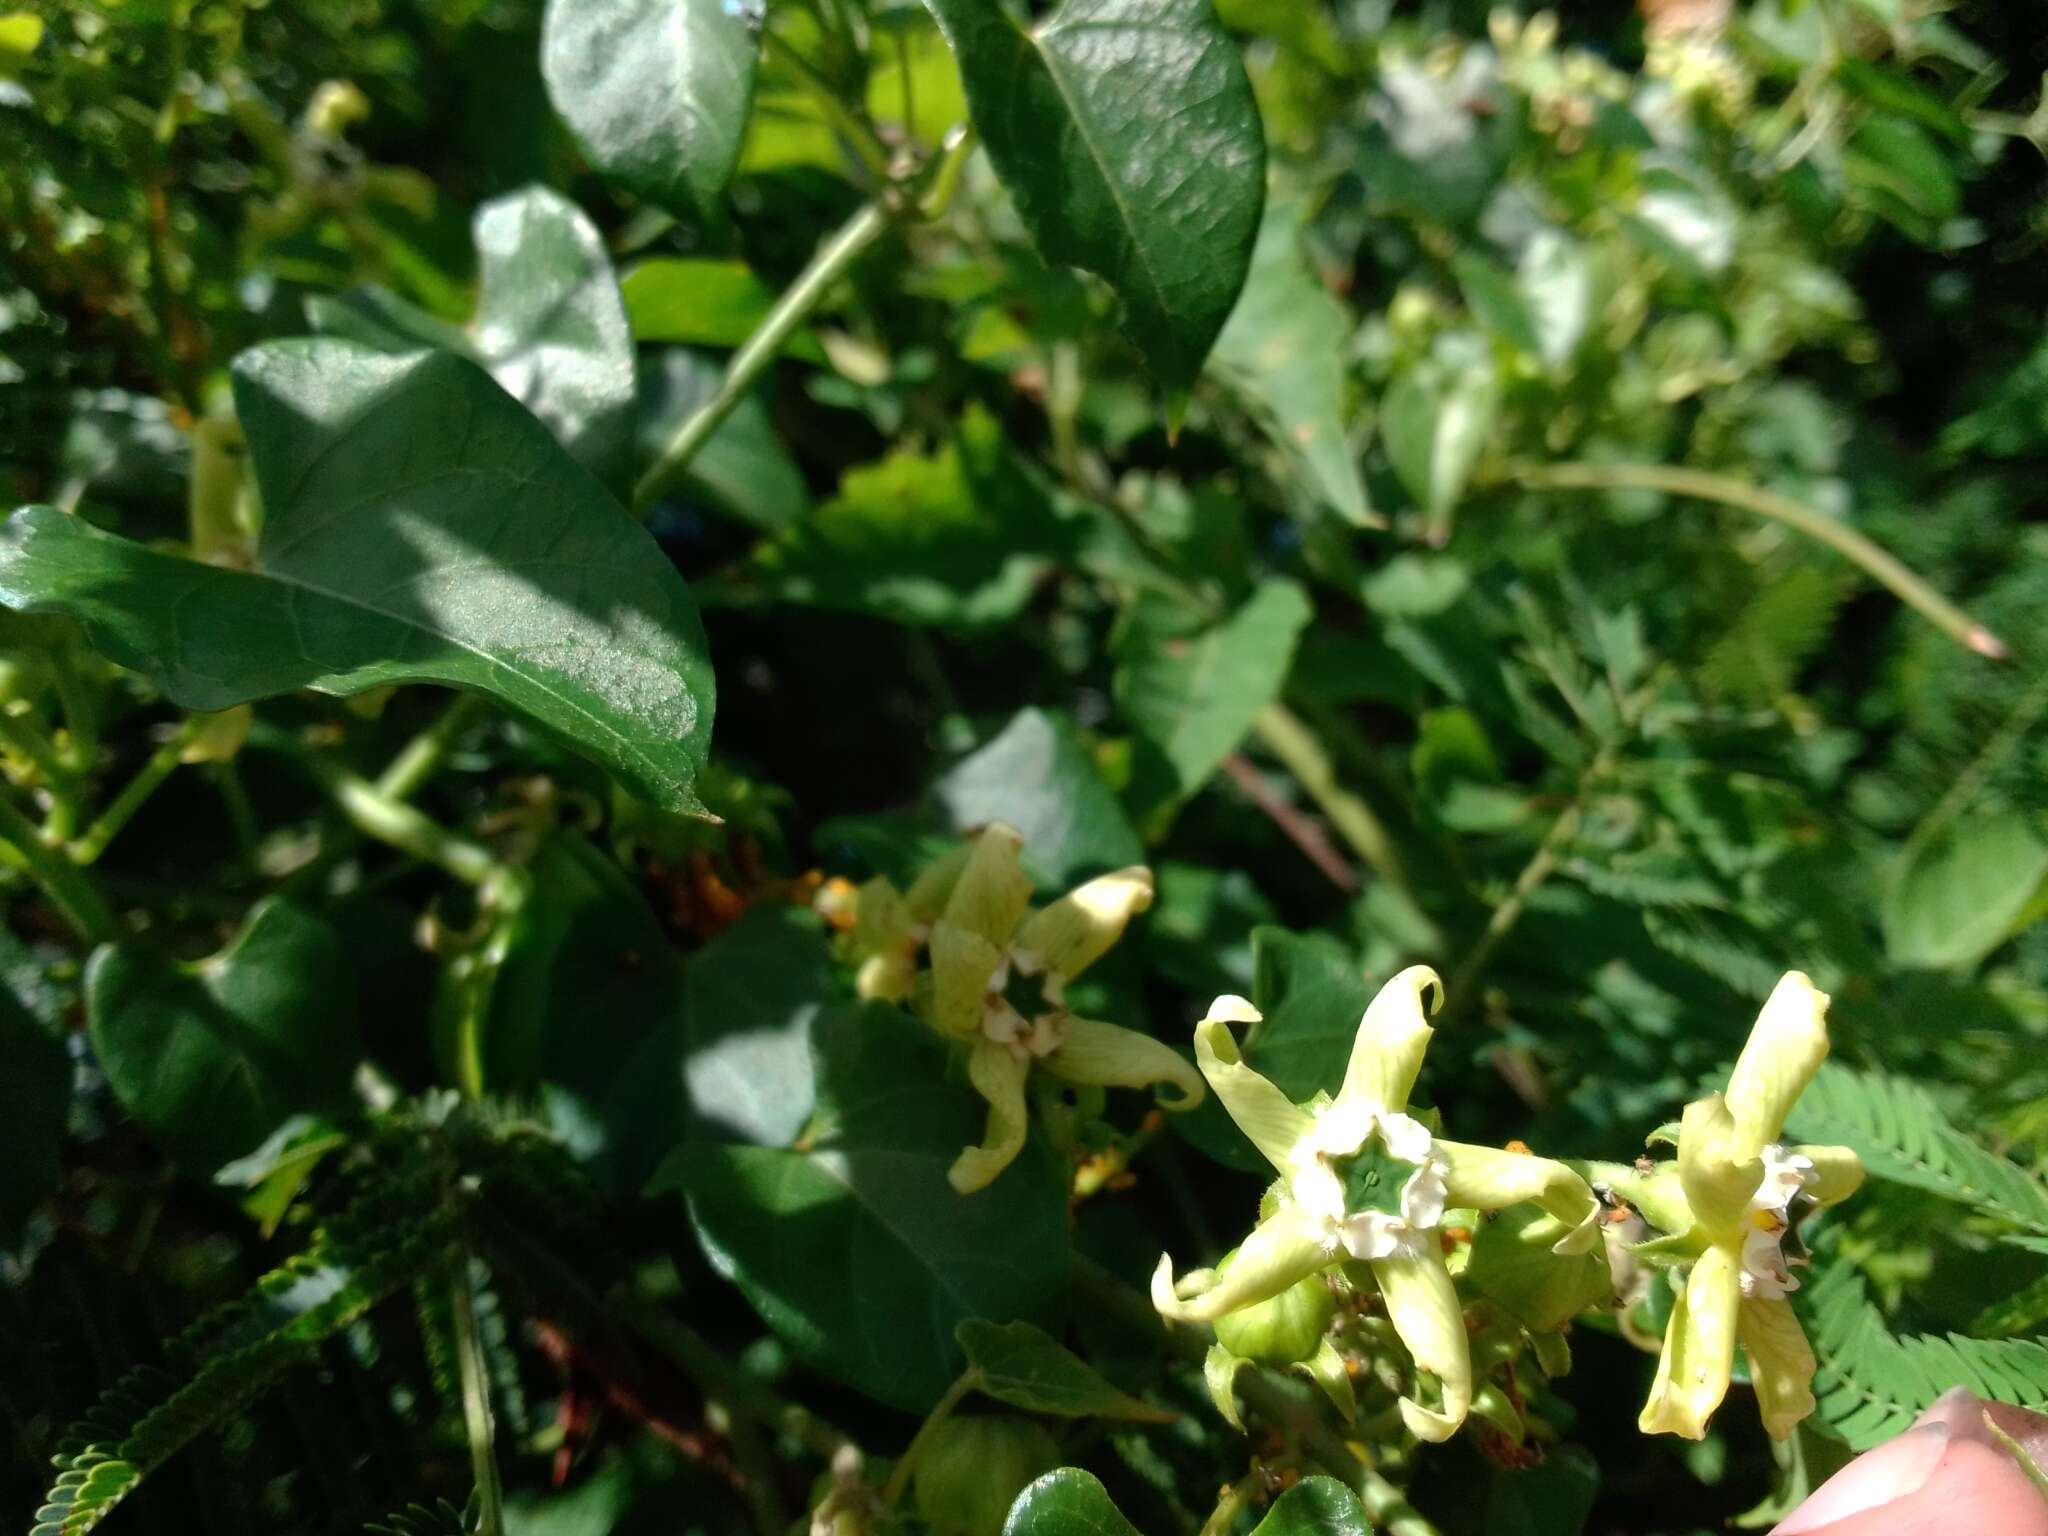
681, 904, 832, 1149
1250, 1478, 1371, 1536
86, 898, 361, 1175
622, 258, 829, 364
541, 0, 759, 227
705, 407, 1072, 628
661, 1003, 1071, 1411
1452, 251, 1540, 358
922, 0, 1265, 393
0, 342, 717, 814
481, 835, 691, 1192
1177, 926, 1370, 1172
1210, 207, 1373, 527
1514, 229, 1591, 373
1381, 355, 1498, 529
935, 707, 1145, 889
1882, 811, 2048, 971
957, 1318, 1173, 1421
1114, 579, 1311, 813
637, 349, 811, 531
1484, 1446, 1598, 1536
484, 839, 825, 1188
1002, 1468, 1142, 1536
0, 978, 66, 1245
310, 188, 636, 491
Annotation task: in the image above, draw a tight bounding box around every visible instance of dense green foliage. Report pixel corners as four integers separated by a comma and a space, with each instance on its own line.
3, 1, 2047, 1534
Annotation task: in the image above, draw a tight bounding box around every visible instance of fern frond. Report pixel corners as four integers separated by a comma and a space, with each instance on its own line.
33, 1170, 460, 1536
1806, 1264, 2048, 1452
364, 1494, 478, 1536
1971, 1268, 2048, 1339
1785, 1066, 2048, 1236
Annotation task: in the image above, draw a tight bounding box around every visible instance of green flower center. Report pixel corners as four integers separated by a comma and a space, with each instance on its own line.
1335, 1137, 1419, 1220
1000, 964, 1059, 1023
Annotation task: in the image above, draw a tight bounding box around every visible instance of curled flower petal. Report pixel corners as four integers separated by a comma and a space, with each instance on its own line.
1372, 1246, 1473, 1443
927, 920, 1005, 1040
903, 841, 973, 921
1438, 1139, 1602, 1254
942, 824, 1034, 951
1043, 1015, 1204, 1110
949, 1039, 1031, 1194
1012, 867, 1154, 986
1194, 999, 1313, 1175
1639, 1242, 1742, 1439
1152, 1205, 1331, 1324
1677, 1095, 1764, 1240
1740, 1295, 1818, 1441
1727, 972, 1831, 1161
1793, 1144, 1865, 1208
1342, 966, 1441, 1115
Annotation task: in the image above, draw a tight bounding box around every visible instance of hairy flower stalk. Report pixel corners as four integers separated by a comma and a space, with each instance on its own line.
1632, 971, 1865, 1440
1151, 967, 1603, 1442
840, 824, 1204, 1193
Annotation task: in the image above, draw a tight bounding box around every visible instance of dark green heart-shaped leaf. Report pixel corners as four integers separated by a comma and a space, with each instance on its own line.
1177, 926, 1369, 1172
957, 1318, 1173, 1421
935, 708, 1144, 889
1250, 1478, 1372, 1536
86, 898, 361, 1175
482, 834, 692, 1193
1210, 207, 1373, 528
312, 187, 636, 491
660, 1003, 1070, 1411
1002, 1469, 1142, 1536
0, 341, 716, 814
923, 0, 1265, 393
542, 0, 759, 228
681, 904, 832, 1149
1483, 1445, 1598, 1536
1114, 579, 1311, 819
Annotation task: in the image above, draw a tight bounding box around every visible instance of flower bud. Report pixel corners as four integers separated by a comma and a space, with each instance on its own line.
912, 1416, 1060, 1536
1464, 1202, 1613, 1333
1211, 1249, 1338, 1364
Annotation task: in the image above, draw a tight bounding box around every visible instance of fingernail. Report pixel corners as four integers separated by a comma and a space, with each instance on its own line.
1772, 1420, 1952, 1534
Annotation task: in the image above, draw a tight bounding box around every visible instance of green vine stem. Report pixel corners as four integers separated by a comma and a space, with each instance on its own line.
0, 709, 76, 794
633, 197, 895, 516
448, 1251, 506, 1536
1252, 702, 1414, 900
761, 30, 893, 179
68, 715, 206, 866
249, 723, 499, 885
1510, 462, 2008, 661
0, 787, 118, 944
375, 692, 490, 801
878, 1367, 977, 1509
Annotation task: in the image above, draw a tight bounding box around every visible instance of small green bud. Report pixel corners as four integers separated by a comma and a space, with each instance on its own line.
1211, 1250, 1337, 1364
913, 1416, 1060, 1536
1463, 1202, 1613, 1333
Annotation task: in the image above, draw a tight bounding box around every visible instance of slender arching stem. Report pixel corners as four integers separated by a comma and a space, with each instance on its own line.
632, 198, 894, 517
1509, 461, 2007, 661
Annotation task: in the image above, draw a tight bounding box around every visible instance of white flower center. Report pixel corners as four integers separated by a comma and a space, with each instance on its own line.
1286, 1098, 1447, 1263
1739, 1143, 1815, 1300
981, 953, 1068, 1061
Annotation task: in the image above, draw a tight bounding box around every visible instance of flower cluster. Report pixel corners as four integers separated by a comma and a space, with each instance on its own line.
1153, 968, 1600, 1442
1151, 966, 1863, 1445
831, 824, 1203, 1193
1621, 971, 1864, 1440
